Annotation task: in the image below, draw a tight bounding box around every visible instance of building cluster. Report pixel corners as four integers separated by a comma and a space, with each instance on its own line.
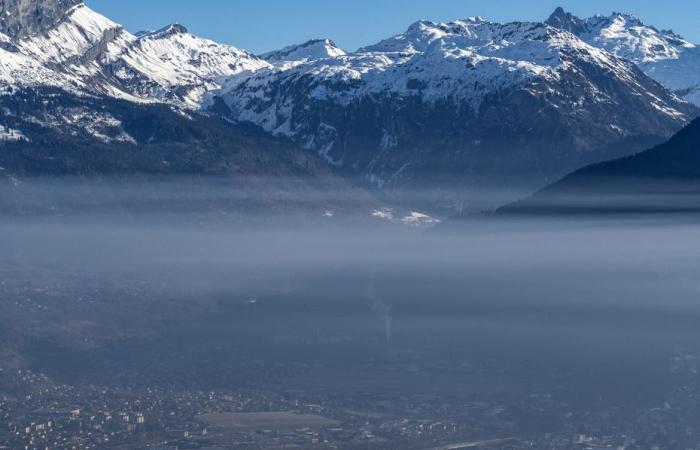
3, 356, 700, 449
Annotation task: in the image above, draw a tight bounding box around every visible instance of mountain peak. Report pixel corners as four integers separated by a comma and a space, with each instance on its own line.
137, 23, 189, 40
546, 7, 695, 64
608, 11, 646, 28
406, 19, 436, 33
0, 0, 82, 38
545, 7, 587, 35
547, 8, 659, 37
262, 38, 346, 64
163, 23, 188, 34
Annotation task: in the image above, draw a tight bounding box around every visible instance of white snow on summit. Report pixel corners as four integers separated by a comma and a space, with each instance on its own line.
4, 3, 270, 107
263, 39, 347, 68
579, 13, 693, 63
227, 17, 661, 136
546, 8, 700, 105
17, 3, 120, 65
108, 23, 270, 106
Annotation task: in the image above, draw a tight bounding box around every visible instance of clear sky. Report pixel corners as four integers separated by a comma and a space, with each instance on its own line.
86, 0, 700, 54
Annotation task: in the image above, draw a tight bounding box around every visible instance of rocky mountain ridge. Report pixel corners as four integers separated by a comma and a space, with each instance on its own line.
0, 1, 697, 211
545, 7, 700, 105
217, 16, 695, 207
0, 0, 80, 38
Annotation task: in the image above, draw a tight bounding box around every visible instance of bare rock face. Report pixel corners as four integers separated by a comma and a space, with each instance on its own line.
545, 7, 588, 36
0, 0, 81, 38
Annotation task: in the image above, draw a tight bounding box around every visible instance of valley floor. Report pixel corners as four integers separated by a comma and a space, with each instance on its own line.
2, 180, 700, 449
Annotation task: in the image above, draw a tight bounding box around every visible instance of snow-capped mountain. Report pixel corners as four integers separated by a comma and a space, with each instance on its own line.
0, 0, 697, 211
546, 7, 700, 105
217, 17, 695, 205
0, 0, 269, 106
101, 23, 269, 106
0, 0, 358, 197
262, 39, 346, 68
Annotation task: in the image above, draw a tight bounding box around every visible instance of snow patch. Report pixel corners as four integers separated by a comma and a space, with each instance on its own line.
371, 208, 394, 220
64, 110, 136, 144
400, 212, 441, 227
371, 208, 441, 228
0, 125, 26, 141
380, 130, 398, 150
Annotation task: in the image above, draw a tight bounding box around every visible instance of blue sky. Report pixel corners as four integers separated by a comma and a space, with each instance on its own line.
87, 0, 700, 54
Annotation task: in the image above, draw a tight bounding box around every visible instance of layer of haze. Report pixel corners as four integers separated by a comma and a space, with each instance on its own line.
2, 177, 700, 420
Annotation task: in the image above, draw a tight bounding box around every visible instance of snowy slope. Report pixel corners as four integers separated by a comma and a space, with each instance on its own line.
0, 31, 76, 89
0, 1, 272, 146
546, 8, 700, 105
101, 24, 269, 106
17, 3, 121, 65
225, 17, 690, 135
8, 2, 269, 106
229, 18, 689, 123
262, 39, 347, 68
643, 49, 700, 106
